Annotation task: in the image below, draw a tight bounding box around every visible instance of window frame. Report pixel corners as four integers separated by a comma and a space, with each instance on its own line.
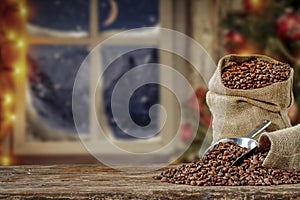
14, 0, 181, 155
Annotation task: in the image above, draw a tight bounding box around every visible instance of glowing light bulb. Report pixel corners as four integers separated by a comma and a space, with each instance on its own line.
0, 155, 11, 166
251, 0, 260, 6
19, 4, 27, 16
14, 67, 21, 74
17, 40, 24, 48
7, 31, 16, 40
4, 93, 13, 105
10, 114, 16, 121
20, 8, 27, 15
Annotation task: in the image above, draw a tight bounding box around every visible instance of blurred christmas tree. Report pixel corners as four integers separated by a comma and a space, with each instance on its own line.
175, 88, 211, 163
223, 0, 300, 124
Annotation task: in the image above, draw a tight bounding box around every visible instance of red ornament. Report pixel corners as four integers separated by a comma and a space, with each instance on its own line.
224, 31, 247, 54
276, 12, 300, 42
179, 123, 193, 144
243, 0, 266, 14
187, 88, 207, 115
186, 88, 211, 127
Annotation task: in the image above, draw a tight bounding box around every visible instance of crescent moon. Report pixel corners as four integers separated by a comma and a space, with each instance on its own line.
103, 0, 118, 27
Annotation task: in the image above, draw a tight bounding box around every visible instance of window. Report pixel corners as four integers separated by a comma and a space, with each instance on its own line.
15, 0, 176, 154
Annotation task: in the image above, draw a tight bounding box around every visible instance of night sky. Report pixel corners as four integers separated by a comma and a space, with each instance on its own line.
26, 0, 160, 140
27, 0, 90, 31
99, 0, 159, 31
28, 45, 90, 134
27, 0, 159, 32
101, 46, 159, 139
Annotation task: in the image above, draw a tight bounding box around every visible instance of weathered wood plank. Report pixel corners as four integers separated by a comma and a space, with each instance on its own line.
0, 164, 299, 200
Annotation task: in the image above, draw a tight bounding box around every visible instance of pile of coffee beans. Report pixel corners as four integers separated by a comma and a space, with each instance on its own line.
221, 59, 290, 89
153, 142, 299, 186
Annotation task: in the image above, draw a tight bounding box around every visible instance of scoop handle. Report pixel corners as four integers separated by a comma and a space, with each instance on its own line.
245, 120, 271, 138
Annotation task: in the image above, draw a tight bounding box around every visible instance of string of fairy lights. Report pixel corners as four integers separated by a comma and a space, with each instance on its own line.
0, 0, 27, 165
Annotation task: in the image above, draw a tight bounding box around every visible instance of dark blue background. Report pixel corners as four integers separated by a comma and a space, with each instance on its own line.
27, 0, 159, 32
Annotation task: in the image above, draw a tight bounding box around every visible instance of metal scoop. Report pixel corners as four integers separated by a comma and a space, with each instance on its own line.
200, 120, 271, 164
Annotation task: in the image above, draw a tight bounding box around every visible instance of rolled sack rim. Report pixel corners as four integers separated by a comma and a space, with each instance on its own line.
259, 132, 299, 170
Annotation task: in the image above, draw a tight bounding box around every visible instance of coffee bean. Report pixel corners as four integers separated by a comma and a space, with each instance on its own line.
221, 59, 290, 89
154, 142, 299, 186
160, 177, 167, 182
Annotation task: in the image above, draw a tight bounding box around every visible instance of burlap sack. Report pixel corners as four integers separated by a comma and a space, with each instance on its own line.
258, 125, 300, 170
207, 54, 294, 143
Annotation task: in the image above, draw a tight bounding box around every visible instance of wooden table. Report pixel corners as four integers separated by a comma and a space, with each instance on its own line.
0, 164, 299, 199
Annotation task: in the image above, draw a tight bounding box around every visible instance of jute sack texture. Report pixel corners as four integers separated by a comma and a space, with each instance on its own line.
207, 54, 293, 142
206, 54, 299, 170
258, 125, 300, 170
